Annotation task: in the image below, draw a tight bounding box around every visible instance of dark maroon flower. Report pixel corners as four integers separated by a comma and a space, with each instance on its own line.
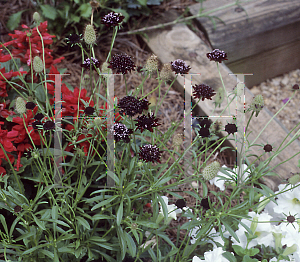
206, 49, 228, 63
175, 199, 186, 209
81, 57, 100, 71
263, 144, 273, 152
14, 206, 22, 213
26, 102, 35, 110
287, 215, 295, 223
43, 120, 55, 131
138, 97, 150, 111
108, 53, 135, 74
111, 123, 133, 143
193, 84, 216, 101
66, 34, 82, 46
139, 144, 162, 163
135, 113, 160, 133
200, 198, 210, 209
34, 113, 44, 121
84, 106, 95, 115
170, 59, 191, 74
199, 127, 210, 138
225, 123, 237, 135
118, 96, 142, 117
200, 119, 211, 128
292, 84, 299, 90
101, 12, 125, 28
32, 121, 43, 129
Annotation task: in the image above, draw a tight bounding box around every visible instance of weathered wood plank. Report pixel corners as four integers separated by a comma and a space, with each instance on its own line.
140, 10, 300, 191
189, 0, 300, 87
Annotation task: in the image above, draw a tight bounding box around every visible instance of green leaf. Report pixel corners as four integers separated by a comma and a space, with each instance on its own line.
0, 215, 8, 235
232, 245, 246, 256
116, 226, 126, 260
32, 214, 46, 230
91, 195, 118, 211
136, 221, 159, 229
22, 243, 48, 255
76, 216, 90, 230
40, 249, 54, 259
242, 255, 259, 262
157, 195, 168, 224
34, 84, 46, 103
124, 232, 136, 257
76, 3, 92, 18
222, 251, 237, 262
116, 199, 123, 226
40, 4, 58, 20
52, 205, 58, 220
7, 10, 27, 31
221, 220, 239, 243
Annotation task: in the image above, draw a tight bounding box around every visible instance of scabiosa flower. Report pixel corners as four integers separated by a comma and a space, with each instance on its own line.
199, 119, 211, 128
135, 113, 160, 133
192, 84, 216, 101
101, 12, 125, 28
225, 123, 237, 135
34, 113, 44, 121
264, 144, 273, 152
108, 53, 135, 74
84, 106, 95, 115
203, 161, 221, 181
43, 120, 55, 131
81, 57, 100, 71
139, 144, 162, 163
111, 123, 133, 143
118, 96, 142, 116
32, 121, 43, 129
175, 199, 186, 209
206, 49, 228, 63
292, 84, 299, 90
249, 94, 264, 117
66, 34, 82, 46
138, 97, 150, 111
84, 24, 96, 45
170, 59, 191, 74
26, 102, 35, 110
199, 127, 210, 138
145, 54, 159, 73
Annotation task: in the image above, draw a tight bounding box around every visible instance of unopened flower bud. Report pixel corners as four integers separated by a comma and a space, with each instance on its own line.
202, 161, 220, 180
94, 117, 103, 126
214, 87, 225, 106
145, 54, 159, 73
33, 56, 44, 73
15, 97, 27, 114
249, 94, 264, 117
160, 63, 172, 81
250, 216, 258, 234
33, 12, 41, 23
84, 24, 96, 45
101, 61, 112, 79
288, 174, 300, 185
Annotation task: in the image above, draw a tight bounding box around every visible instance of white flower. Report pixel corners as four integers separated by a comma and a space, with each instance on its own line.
192, 247, 231, 262
156, 196, 182, 224
209, 164, 251, 191
232, 211, 274, 249
272, 183, 300, 220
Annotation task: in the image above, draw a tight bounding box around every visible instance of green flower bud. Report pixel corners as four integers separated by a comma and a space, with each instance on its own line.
33, 12, 41, 23
94, 117, 103, 126
202, 161, 220, 180
15, 97, 27, 114
214, 87, 225, 106
288, 174, 300, 185
33, 56, 44, 73
250, 216, 258, 235
249, 94, 264, 117
84, 24, 96, 45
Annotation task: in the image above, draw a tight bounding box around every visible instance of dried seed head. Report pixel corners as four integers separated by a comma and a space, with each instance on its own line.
33, 56, 44, 73
15, 97, 27, 114
249, 94, 264, 117
145, 54, 159, 73
173, 133, 183, 147
214, 87, 225, 106
33, 12, 41, 23
160, 63, 173, 81
84, 24, 96, 45
202, 161, 221, 181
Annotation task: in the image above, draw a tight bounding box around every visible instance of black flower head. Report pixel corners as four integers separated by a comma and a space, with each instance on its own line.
32, 121, 43, 129
263, 144, 273, 152
84, 106, 95, 115
66, 34, 82, 46
118, 96, 142, 117
108, 53, 135, 74
199, 127, 210, 138
200, 119, 211, 128
14, 206, 22, 213
101, 12, 125, 28
292, 84, 299, 90
193, 84, 216, 101
111, 123, 133, 143
34, 113, 44, 121
206, 49, 228, 63
138, 97, 150, 111
200, 198, 210, 210
43, 120, 55, 131
26, 102, 35, 110
175, 199, 186, 209
139, 144, 162, 163
170, 59, 191, 74
135, 113, 161, 133
81, 57, 100, 71
225, 123, 237, 135
287, 215, 296, 223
